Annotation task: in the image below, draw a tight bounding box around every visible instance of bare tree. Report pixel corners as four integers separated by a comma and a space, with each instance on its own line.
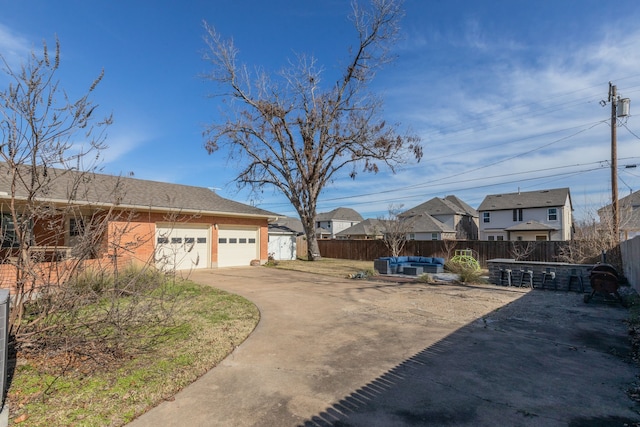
510, 241, 537, 261
378, 204, 413, 257
0, 38, 112, 337
558, 211, 621, 270
201, 0, 422, 260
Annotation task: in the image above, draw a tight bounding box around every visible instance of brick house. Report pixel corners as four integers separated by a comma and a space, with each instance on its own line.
0, 163, 278, 282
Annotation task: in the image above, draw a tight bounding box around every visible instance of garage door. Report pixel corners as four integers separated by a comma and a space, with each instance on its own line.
156, 224, 210, 271
217, 227, 259, 267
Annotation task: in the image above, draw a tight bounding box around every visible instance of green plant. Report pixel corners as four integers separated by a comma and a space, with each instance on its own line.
445, 261, 486, 284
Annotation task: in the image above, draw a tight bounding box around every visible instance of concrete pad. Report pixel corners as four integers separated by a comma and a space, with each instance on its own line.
127, 268, 640, 426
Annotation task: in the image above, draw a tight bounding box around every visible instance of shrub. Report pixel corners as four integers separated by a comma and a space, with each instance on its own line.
445, 261, 486, 284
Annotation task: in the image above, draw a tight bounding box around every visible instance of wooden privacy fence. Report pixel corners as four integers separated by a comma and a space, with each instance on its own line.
315, 239, 621, 269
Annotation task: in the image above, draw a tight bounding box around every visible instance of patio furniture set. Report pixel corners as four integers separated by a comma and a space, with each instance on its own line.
374, 256, 445, 276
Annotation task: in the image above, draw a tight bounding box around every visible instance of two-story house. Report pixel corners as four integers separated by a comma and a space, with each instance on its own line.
598, 189, 640, 241
315, 207, 363, 239
477, 188, 573, 241
400, 195, 479, 240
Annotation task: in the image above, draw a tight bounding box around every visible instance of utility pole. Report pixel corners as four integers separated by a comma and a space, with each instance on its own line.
609, 82, 619, 243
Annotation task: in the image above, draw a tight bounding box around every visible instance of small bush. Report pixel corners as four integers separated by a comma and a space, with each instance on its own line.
445, 261, 486, 284
67, 269, 112, 297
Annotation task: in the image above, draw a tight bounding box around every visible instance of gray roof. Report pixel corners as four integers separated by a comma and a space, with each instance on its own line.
316, 207, 363, 222
406, 213, 455, 233
401, 196, 477, 218
336, 218, 384, 237
477, 188, 571, 212
504, 221, 557, 232
269, 217, 304, 234
599, 189, 640, 231
444, 195, 478, 217
0, 163, 277, 218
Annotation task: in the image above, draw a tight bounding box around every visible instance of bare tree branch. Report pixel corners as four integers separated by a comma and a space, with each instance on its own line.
201, 0, 421, 260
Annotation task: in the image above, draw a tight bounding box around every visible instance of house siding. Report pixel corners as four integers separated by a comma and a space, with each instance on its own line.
479, 195, 572, 241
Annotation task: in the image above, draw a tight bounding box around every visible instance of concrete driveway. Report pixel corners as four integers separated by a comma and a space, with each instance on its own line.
128, 267, 640, 426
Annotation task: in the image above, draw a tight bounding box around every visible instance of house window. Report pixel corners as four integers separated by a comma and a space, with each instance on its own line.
248, 238, 256, 244
431, 233, 437, 240
483, 212, 490, 223
517, 236, 523, 241
409, 233, 415, 240
497, 236, 504, 241
218, 238, 227, 244
488, 236, 495, 241
513, 208, 523, 222
197, 237, 207, 244
1, 214, 18, 247
548, 208, 558, 221
69, 218, 85, 237
239, 238, 247, 244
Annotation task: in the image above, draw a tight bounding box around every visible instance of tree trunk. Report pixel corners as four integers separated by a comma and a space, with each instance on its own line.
300, 215, 321, 261
306, 233, 321, 261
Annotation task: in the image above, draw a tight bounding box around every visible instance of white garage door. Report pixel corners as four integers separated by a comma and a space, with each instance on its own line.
156, 224, 210, 271
218, 227, 259, 267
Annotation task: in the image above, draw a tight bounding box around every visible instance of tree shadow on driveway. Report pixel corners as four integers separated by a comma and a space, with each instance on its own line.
300, 290, 640, 427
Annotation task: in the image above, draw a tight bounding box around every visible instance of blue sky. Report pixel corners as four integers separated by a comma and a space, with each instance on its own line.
2, 1, 640, 222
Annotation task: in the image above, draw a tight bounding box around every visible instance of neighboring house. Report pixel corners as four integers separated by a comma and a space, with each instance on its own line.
400, 195, 479, 240
0, 163, 278, 277
477, 188, 573, 241
315, 207, 363, 239
336, 218, 385, 240
598, 190, 640, 241
268, 217, 303, 260
405, 212, 456, 241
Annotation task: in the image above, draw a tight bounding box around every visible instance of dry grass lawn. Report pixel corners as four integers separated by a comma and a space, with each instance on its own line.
267, 258, 376, 278
8, 281, 259, 426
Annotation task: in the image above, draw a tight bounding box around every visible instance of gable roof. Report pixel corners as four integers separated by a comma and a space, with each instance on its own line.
477, 188, 571, 212
0, 163, 277, 219
406, 213, 455, 234
269, 217, 304, 234
598, 189, 640, 230
316, 207, 363, 222
336, 218, 384, 237
401, 195, 478, 218
444, 195, 478, 217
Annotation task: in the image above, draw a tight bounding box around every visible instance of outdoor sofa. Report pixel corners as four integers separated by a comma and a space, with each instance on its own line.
374, 256, 445, 275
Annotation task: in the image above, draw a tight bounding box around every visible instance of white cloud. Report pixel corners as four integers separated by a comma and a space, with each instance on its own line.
0, 23, 31, 69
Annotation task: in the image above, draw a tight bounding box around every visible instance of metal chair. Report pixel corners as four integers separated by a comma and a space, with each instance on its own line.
518, 266, 534, 288
541, 267, 557, 290
567, 268, 584, 293
499, 265, 513, 286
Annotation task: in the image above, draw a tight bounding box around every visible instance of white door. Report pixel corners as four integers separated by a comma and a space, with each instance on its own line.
156, 224, 210, 271
217, 227, 259, 267
268, 234, 296, 260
